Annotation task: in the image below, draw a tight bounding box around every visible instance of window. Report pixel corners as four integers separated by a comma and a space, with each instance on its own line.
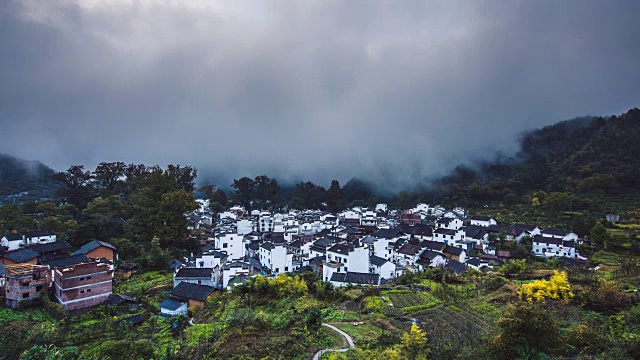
86, 276, 91, 280
80, 290, 84, 294
35, 285, 43, 292
223, 243, 228, 248
23, 293, 29, 299
87, 289, 91, 293
344, 258, 347, 263
79, 277, 84, 281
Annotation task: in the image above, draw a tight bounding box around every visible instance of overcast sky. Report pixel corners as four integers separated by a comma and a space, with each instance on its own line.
1, 0, 639, 190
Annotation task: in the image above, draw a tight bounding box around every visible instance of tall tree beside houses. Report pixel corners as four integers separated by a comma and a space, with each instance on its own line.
231, 177, 255, 211
52, 165, 95, 210
326, 180, 345, 213
252, 175, 279, 210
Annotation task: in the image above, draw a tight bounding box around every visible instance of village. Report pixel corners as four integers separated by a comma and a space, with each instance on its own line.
0, 200, 584, 317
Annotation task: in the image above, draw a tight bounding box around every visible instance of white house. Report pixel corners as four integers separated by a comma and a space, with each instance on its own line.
361, 211, 377, 227
532, 235, 576, 258
469, 216, 497, 227
218, 211, 237, 221
435, 218, 463, 230
259, 214, 274, 233
325, 243, 369, 273
173, 267, 216, 288
236, 219, 253, 235
369, 255, 395, 280
160, 297, 188, 316
259, 242, 295, 274
540, 228, 579, 242
22, 230, 56, 245
396, 244, 423, 267
1, 234, 24, 251
416, 250, 446, 269
433, 228, 464, 245
215, 233, 245, 260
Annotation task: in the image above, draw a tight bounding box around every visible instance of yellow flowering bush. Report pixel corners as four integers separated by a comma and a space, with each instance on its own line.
518, 270, 574, 303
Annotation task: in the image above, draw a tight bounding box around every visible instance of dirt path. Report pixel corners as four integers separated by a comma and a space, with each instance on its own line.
312, 323, 355, 360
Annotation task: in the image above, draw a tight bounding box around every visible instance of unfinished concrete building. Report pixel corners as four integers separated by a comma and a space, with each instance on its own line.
5, 264, 50, 309
53, 262, 113, 311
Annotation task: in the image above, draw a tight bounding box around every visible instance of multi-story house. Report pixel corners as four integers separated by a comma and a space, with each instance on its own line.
5, 264, 50, 309
53, 262, 113, 311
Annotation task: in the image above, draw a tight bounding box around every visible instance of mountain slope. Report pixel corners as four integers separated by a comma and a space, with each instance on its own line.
0, 153, 59, 202
431, 107, 640, 203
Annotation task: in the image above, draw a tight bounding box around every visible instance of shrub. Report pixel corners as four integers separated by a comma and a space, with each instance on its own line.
519, 270, 574, 303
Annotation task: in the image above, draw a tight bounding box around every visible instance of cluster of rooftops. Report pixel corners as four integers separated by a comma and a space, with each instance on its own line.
171, 203, 584, 296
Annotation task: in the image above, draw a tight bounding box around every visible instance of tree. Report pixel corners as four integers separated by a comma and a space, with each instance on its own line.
166, 164, 197, 193
590, 223, 609, 248
398, 323, 430, 360
253, 175, 279, 210
231, 177, 255, 211
158, 190, 198, 249
326, 180, 345, 213
93, 161, 126, 195
493, 304, 560, 359
0, 204, 22, 235
52, 165, 95, 209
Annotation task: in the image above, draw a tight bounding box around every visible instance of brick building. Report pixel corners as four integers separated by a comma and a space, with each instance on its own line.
5, 264, 50, 309
71, 240, 118, 262
53, 262, 113, 311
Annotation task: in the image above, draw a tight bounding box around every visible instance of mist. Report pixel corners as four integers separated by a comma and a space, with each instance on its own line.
1, 1, 640, 191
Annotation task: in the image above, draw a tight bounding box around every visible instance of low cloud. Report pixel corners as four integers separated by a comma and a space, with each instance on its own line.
1, 0, 639, 190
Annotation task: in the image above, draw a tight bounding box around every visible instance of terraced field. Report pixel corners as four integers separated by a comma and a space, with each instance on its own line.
381, 290, 439, 315
413, 305, 493, 357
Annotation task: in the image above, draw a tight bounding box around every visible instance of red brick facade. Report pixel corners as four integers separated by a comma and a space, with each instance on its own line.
54, 262, 113, 311
5, 264, 50, 309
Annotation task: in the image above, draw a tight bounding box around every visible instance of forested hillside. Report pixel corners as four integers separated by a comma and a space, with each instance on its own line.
0, 154, 59, 201
428, 108, 640, 207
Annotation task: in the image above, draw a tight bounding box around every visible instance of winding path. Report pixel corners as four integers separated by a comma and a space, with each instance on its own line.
312, 323, 356, 360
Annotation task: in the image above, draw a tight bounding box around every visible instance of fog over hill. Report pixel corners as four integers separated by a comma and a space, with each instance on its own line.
1, 1, 640, 190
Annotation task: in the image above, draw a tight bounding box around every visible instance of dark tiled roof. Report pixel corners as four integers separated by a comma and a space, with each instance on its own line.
260, 242, 275, 251
71, 240, 117, 256
160, 297, 187, 311
511, 224, 538, 232
170, 282, 215, 301
2, 248, 39, 263
420, 241, 447, 251
470, 216, 492, 221
27, 241, 72, 254
397, 244, 422, 256
443, 245, 464, 256
312, 239, 332, 247
413, 224, 433, 237
370, 255, 389, 266
420, 250, 442, 260
374, 227, 401, 239
23, 230, 56, 238
466, 258, 481, 267
168, 259, 184, 271
41, 254, 90, 268
361, 236, 377, 244
2, 234, 23, 241
532, 235, 563, 246
115, 314, 145, 327
542, 228, 572, 237
434, 228, 457, 236
344, 272, 380, 285
174, 267, 213, 278
445, 260, 467, 274
328, 243, 350, 255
